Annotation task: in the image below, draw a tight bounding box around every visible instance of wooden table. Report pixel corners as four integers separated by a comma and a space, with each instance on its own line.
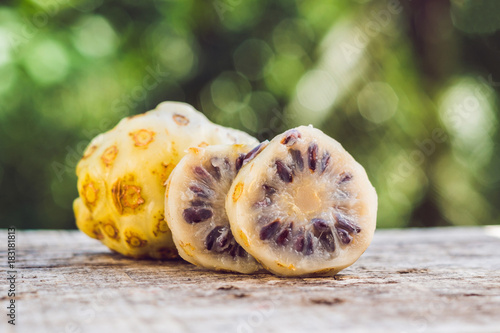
2, 227, 500, 333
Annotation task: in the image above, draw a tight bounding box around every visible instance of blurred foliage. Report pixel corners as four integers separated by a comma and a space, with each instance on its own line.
0, 0, 499, 229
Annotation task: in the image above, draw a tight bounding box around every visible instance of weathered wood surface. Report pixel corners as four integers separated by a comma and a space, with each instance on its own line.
1, 227, 500, 333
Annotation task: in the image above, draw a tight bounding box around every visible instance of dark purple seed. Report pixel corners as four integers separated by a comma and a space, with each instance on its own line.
229, 244, 243, 257
193, 166, 211, 181
320, 153, 330, 174
254, 197, 272, 208
242, 142, 267, 166
312, 218, 330, 233
228, 243, 237, 257
216, 229, 230, 250
275, 227, 290, 246
205, 227, 231, 252
276, 160, 293, 183
190, 200, 209, 207
260, 220, 281, 240
337, 228, 352, 245
294, 229, 305, 252
338, 172, 353, 184
308, 143, 318, 172
236, 244, 246, 257
335, 213, 361, 234
290, 149, 304, 171
205, 226, 223, 250
263, 184, 277, 196
281, 129, 302, 146
320, 231, 336, 252
235, 154, 245, 172
207, 158, 223, 181
189, 185, 209, 198
182, 207, 213, 224
305, 232, 314, 255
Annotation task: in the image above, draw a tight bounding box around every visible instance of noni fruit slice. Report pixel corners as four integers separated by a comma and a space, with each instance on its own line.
165, 143, 267, 273
225, 126, 378, 276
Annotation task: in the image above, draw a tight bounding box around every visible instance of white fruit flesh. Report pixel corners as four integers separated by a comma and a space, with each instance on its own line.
165, 144, 262, 273
225, 126, 378, 276
74, 101, 258, 259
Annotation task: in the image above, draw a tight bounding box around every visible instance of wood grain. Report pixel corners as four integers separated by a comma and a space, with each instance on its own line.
1, 227, 500, 333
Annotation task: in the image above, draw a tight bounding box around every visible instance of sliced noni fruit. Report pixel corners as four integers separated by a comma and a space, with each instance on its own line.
225, 126, 377, 276
165, 143, 267, 273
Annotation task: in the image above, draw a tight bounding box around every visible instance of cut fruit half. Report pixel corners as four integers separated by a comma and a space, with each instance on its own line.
225, 126, 378, 276
165, 143, 267, 273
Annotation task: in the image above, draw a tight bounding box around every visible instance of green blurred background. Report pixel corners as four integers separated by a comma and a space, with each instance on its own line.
1, 0, 499, 229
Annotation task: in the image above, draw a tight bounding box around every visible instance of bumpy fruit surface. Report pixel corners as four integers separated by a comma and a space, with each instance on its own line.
225, 126, 378, 276
165, 143, 267, 273
74, 102, 258, 259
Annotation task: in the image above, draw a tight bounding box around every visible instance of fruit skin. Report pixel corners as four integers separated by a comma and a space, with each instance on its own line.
74, 101, 258, 259
225, 125, 378, 276
165, 144, 262, 274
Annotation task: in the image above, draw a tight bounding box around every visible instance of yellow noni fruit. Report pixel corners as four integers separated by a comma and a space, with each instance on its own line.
74, 101, 258, 259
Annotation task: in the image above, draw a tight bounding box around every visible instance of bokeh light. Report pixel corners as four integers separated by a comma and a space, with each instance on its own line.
72, 15, 117, 58
23, 38, 70, 85
357, 82, 398, 124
